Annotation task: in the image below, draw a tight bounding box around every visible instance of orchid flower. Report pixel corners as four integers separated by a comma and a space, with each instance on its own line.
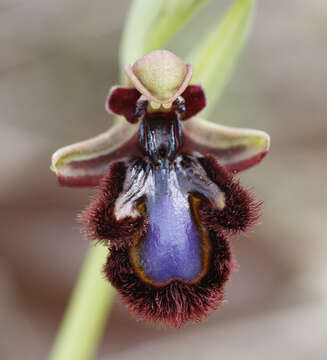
51, 50, 269, 327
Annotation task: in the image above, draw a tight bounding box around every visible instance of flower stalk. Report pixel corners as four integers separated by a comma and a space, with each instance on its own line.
49, 245, 114, 360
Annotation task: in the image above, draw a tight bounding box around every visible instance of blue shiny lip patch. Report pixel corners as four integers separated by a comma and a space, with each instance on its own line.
140, 171, 202, 283
133, 164, 205, 284
127, 154, 216, 285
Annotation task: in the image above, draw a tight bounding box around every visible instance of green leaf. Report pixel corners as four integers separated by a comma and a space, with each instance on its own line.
120, 0, 165, 68
120, 0, 214, 71
187, 0, 256, 117
144, 0, 214, 54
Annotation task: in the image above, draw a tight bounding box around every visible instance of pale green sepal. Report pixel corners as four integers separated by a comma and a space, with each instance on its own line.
51, 121, 138, 180
183, 116, 270, 171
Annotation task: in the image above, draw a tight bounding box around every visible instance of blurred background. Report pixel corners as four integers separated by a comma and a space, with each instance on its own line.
1, 0, 327, 359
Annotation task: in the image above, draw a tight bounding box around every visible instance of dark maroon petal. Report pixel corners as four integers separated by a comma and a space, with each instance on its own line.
80, 160, 146, 247
104, 227, 232, 328
198, 154, 261, 232
106, 86, 141, 123
181, 84, 206, 120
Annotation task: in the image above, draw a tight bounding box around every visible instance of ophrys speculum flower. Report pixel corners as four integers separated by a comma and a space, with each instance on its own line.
51, 50, 270, 327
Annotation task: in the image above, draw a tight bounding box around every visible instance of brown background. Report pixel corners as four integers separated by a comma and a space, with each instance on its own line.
1, 1, 326, 359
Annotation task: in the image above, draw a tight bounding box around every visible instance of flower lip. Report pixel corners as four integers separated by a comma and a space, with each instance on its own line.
125, 50, 193, 104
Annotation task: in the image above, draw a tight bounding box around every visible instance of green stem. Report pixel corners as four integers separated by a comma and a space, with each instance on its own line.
49, 245, 114, 360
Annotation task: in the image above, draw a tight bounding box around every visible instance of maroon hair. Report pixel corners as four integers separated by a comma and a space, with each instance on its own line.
80, 159, 147, 248
104, 228, 232, 328
198, 154, 261, 233
82, 154, 260, 327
